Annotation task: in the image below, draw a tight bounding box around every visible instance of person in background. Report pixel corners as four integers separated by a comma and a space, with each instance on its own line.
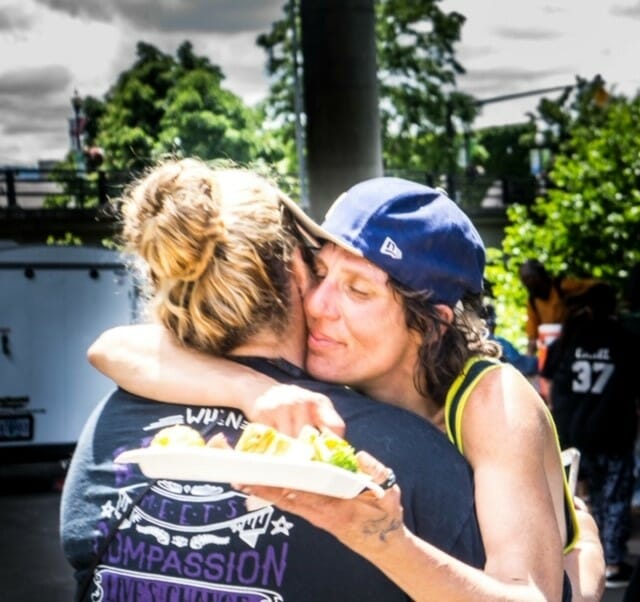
620, 262, 640, 336
519, 259, 600, 356
484, 303, 538, 376
619, 263, 640, 511
619, 263, 640, 602
541, 283, 639, 590
61, 160, 486, 601
91, 176, 606, 601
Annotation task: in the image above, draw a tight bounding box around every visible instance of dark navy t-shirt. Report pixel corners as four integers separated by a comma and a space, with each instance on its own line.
61, 357, 484, 601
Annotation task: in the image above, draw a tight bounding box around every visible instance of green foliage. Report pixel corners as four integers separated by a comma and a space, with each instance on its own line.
100, 237, 121, 251
376, 0, 477, 177
46, 232, 83, 246
94, 41, 272, 172
158, 68, 259, 162
43, 154, 100, 209
488, 76, 640, 343
257, 0, 476, 181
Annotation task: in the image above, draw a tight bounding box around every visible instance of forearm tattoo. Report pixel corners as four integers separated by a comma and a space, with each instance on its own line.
363, 515, 402, 542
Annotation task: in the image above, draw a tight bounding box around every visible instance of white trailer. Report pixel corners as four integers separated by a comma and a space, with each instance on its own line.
0, 244, 140, 462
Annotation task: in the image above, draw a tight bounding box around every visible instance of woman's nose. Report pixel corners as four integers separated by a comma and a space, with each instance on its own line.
305, 279, 339, 320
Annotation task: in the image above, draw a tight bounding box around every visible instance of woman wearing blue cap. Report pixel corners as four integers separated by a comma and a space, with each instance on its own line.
90, 176, 604, 601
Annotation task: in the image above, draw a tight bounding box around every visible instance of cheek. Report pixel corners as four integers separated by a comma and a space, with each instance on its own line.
347, 301, 405, 348
302, 287, 314, 316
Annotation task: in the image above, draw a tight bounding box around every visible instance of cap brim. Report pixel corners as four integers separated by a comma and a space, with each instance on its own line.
279, 194, 363, 258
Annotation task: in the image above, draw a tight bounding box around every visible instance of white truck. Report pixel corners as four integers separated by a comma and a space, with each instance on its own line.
0, 243, 140, 462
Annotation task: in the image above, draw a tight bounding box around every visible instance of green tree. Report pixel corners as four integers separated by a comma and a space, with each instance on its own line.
46, 41, 287, 218
97, 42, 175, 171
95, 41, 272, 172
257, 0, 477, 182
158, 66, 258, 162
376, 0, 477, 180
486, 76, 640, 343
256, 5, 302, 177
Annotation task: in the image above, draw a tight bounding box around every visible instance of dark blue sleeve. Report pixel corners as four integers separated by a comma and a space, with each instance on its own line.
496, 336, 538, 376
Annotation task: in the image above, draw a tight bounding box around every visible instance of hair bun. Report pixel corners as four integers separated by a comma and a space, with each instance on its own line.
123, 159, 226, 282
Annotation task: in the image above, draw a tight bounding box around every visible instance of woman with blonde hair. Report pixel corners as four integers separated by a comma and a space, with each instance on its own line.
64, 158, 488, 601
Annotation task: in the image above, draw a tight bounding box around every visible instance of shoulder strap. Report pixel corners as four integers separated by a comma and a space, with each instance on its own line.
77, 480, 155, 601
445, 358, 581, 555
541, 403, 581, 554
444, 357, 502, 454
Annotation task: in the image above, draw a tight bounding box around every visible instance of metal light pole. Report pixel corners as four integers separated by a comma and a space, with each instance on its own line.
288, 0, 309, 210
299, 0, 382, 221
70, 90, 86, 206
70, 89, 84, 172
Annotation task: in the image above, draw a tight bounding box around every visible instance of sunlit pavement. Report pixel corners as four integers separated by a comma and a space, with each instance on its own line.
0, 462, 637, 601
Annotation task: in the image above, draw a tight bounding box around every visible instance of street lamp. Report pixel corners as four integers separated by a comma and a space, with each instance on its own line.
70, 89, 84, 170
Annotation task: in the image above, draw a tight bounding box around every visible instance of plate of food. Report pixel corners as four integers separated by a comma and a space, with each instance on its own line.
115, 423, 383, 499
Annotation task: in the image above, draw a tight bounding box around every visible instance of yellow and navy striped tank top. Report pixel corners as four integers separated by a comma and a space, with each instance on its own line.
443, 356, 580, 554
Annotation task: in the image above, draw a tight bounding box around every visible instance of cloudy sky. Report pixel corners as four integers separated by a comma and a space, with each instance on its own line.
1, 0, 639, 166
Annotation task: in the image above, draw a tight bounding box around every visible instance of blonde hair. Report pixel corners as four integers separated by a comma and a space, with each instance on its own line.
121, 158, 300, 355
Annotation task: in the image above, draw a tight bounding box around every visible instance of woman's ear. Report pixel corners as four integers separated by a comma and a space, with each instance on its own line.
409, 303, 454, 346
435, 304, 454, 335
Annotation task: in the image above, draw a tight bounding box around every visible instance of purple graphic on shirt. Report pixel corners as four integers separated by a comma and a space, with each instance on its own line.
94, 565, 285, 601
91, 410, 293, 600
93, 479, 292, 600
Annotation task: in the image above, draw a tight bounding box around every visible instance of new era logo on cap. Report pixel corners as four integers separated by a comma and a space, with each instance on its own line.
316, 177, 485, 306
380, 236, 403, 260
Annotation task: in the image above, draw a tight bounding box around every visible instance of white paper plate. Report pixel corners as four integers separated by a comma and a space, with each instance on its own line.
115, 446, 382, 499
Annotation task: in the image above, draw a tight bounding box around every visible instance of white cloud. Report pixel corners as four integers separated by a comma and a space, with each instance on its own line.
0, 0, 283, 165
442, 0, 640, 127
1, 0, 639, 165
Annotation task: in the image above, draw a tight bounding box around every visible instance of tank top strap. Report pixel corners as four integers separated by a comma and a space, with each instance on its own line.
541, 403, 582, 553
444, 356, 502, 454
444, 357, 581, 554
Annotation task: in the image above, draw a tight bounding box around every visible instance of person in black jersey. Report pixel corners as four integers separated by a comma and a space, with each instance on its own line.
542, 283, 640, 589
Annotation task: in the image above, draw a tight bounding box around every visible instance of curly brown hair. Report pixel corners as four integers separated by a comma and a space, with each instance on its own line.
391, 282, 501, 407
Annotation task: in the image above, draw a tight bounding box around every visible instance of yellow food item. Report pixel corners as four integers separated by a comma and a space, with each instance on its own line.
299, 425, 360, 472
150, 424, 205, 448
235, 423, 314, 460
235, 423, 359, 472
148, 423, 359, 473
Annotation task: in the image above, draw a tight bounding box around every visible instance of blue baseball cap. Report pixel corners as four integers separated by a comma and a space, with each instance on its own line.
281, 177, 485, 306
